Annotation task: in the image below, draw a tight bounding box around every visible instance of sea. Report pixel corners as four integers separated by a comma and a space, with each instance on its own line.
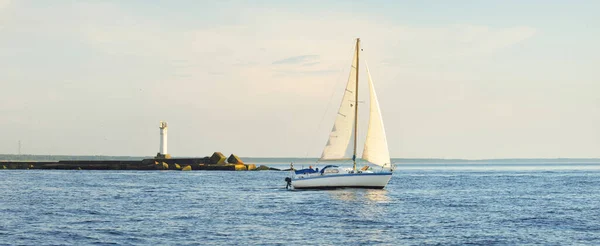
1, 158, 600, 245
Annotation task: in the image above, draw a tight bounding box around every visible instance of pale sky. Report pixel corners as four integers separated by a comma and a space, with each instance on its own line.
1, 0, 598, 158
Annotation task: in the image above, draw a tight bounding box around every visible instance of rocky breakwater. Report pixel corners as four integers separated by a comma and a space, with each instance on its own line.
1, 152, 281, 171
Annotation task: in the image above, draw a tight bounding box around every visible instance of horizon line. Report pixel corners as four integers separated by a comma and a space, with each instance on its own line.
1, 153, 600, 161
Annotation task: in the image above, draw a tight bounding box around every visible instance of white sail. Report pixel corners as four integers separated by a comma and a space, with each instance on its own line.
362, 65, 391, 169
320, 44, 358, 160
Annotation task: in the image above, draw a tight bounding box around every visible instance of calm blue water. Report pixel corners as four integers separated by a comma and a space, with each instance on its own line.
1, 163, 600, 245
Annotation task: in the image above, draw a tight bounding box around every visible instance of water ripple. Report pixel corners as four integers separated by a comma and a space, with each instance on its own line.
1, 169, 600, 245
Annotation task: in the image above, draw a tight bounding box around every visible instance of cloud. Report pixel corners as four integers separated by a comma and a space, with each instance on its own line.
2, 3, 541, 118
273, 68, 339, 77
302, 61, 320, 67
272, 55, 319, 65
3, 2, 564, 158
0, 0, 10, 11
271, 55, 338, 77
0, 0, 11, 29
1, 3, 540, 105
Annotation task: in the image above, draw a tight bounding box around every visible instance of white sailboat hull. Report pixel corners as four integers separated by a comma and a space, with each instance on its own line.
292, 172, 392, 189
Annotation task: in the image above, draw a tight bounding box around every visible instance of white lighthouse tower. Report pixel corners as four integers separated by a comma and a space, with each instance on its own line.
159, 121, 168, 157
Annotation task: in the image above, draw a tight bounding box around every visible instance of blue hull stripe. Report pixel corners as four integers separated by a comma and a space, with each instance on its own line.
294, 186, 385, 190
292, 172, 392, 181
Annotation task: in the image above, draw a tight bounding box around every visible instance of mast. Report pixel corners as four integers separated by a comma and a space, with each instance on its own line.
353, 38, 360, 172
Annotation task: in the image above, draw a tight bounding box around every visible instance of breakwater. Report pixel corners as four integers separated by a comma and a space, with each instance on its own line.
1, 152, 281, 171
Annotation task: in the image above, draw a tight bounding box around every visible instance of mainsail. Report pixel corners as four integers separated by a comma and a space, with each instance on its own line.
362, 65, 391, 169
320, 44, 358, 160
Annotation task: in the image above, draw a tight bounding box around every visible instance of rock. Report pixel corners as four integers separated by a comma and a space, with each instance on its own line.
254, 165, 270, 171
246, 164, 257, 170
252, 165, 281, 171
181, 165, 192, 171
175, 163, 181, 169
234, 164, 247, 171
227, 154, 244, 164
209, 152, 227, 164
162, 162, 169, 170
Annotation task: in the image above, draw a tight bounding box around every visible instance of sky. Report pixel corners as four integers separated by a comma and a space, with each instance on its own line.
0, 0, 599, 159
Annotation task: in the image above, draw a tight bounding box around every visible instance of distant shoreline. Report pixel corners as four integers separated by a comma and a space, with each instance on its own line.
2, 154, 599, 163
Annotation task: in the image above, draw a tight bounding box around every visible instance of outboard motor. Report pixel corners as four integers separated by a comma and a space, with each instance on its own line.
284, 177, 292, 189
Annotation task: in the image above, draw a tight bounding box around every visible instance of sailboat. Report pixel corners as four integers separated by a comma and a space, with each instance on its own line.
286, 38, 393, 189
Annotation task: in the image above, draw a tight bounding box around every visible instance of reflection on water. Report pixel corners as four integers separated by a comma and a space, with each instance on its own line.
327, 189, 357, 201
327, 188, 390, 203
365, 189, 390, 203
325, 188, 393, 243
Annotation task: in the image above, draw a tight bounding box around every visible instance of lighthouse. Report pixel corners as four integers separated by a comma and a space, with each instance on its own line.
159, 121, 168, 156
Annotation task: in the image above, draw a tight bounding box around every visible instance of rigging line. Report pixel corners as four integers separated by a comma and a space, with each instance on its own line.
303, 42, 358, 163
